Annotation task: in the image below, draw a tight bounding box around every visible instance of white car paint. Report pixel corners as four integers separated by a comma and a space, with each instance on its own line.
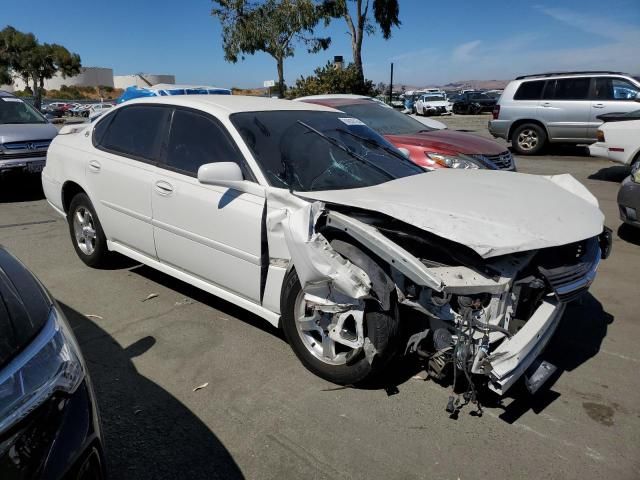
588, 119, 640, 166
42, 95, 607, 394
414, 94, 451, 116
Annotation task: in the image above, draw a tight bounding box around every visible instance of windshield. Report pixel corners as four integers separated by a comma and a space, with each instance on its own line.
0, 97, 47, 124
422, 94, 446, 101
230, 111, 423, 192
335, 102, 436, 135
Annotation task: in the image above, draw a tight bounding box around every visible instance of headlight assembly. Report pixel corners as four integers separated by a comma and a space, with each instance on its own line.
0, 307, 84, 434
425, 152, 481, 169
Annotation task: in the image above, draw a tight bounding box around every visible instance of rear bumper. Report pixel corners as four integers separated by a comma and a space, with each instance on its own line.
618, 176, 640, 227
488, 119, 510, 139
487, 299, 566, 395
588, 143, 629, 164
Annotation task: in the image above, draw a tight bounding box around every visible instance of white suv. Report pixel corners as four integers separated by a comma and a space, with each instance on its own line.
489, 71, 640, 154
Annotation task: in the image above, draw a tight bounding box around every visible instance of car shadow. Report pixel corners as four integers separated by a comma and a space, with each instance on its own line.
483, 293, 613, 423
588, 165, 630, 183
0, 173, 45, 203
127, 264, 284, 341
618, 223, 640, 246
59, 301, 245, 479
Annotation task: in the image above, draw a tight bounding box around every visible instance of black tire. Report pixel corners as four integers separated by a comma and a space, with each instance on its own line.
67, 193, 110, 268
280, 242, 400, 385
511, 123, 547, 155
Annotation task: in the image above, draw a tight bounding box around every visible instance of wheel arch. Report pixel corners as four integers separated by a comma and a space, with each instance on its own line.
61, 180, 88, 214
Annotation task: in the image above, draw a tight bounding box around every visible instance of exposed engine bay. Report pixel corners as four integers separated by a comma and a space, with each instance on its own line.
271, 193, 612, 414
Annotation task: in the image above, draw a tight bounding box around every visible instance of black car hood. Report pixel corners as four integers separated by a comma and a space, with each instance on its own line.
0, 248, 51, 369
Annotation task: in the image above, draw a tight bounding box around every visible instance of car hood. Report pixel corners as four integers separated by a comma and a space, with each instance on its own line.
298, 169, 604, 258
421, 100, 449, 107
386, 129, 505, 155
0, 123, 58, 144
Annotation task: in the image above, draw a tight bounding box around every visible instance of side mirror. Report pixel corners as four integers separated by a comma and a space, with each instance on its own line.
635, 92, 640, 102
197, 162, 265, 196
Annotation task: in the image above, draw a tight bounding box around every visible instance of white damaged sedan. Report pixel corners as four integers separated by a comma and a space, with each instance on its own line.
42, 96, 611, 400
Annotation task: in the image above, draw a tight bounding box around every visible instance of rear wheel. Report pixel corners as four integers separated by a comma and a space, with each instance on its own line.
511, 123, 547, 155
68, 193, 110, 267
281, 241, 400, 385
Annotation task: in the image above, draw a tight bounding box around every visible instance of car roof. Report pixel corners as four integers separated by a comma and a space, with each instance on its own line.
294, 94, 372, 101
125, 95, 338, 115
0, 90, 16, 98
294, 94, 385, 109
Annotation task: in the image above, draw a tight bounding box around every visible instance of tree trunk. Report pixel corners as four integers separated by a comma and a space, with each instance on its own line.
276, 56, 285, 98
32, 74, 42, 110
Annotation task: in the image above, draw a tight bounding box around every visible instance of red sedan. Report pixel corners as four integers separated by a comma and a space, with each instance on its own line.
297, 95, 515, 171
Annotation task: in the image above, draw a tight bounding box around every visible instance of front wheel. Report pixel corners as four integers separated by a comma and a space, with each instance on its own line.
280, 242, 400, 385
67, 193, 111, 267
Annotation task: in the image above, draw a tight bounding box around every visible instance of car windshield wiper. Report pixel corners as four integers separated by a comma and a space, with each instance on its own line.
296, 121, 395, 180
334, 128, 422, 171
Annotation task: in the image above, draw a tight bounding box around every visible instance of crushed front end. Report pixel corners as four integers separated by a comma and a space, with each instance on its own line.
316, 207, 612, 408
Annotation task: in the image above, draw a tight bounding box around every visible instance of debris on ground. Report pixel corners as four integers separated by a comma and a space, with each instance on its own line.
193, 382, 209, 392
142, 293, 159, 302
85, 314, 103, 320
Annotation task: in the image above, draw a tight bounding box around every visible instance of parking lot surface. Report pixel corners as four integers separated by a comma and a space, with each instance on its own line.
1, 114, 639, 479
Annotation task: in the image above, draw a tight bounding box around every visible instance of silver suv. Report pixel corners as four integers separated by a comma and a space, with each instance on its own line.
0, 91, 57, 176
489, 71, 640, 155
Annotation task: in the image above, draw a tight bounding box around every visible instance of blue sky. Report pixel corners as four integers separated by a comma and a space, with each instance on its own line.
3, 0, 640, 87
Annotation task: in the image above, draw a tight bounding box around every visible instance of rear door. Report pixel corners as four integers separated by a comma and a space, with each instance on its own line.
588, 77, 640, 138
87, 104, 170, 258
151, 107, 264, 302
539, 77, 592, 142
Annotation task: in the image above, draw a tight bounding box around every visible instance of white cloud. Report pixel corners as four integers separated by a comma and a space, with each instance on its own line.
452, 40, 481, 62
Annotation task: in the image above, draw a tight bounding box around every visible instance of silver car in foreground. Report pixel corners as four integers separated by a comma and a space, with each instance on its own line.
489, 71, 640, 155
0, 91, 57, 176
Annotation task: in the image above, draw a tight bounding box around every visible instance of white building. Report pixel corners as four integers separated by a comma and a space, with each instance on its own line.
11, 67, 114, 91
113, 74, 176, 89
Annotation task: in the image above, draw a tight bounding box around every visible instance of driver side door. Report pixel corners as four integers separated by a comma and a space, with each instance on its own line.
151, 107, 264, 302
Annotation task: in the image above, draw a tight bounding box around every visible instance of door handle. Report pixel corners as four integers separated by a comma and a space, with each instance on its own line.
593, 103, 605, 108
154, 180, 174, 196
542, 102, 552, 107
88, 160, 101, 172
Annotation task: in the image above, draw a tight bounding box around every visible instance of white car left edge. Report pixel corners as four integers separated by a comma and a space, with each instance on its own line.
42, 96, 611, 398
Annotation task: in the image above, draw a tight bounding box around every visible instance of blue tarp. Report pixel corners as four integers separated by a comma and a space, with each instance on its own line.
117, 85, 232, 104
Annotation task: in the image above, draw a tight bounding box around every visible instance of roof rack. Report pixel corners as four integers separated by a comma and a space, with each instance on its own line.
515, 71, 625, 80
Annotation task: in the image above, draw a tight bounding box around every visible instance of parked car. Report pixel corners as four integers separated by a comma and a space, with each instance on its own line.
490, 71, 640, 155
117, 84, 232, 104
414, 92, 451, 116
86, 103, 113, 121
618, 162, 640, 228
588, 109, 640, 166
451, 91, 497, 115
0, 246, 106, 479
296, 95, 515, 170
42, 95, 610, 396
0, 90, 57, 176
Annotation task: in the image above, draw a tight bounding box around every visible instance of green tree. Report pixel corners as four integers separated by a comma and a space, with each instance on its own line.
211, 0, 330, 98
286, 61, 374, 98
0, 26, 81, 109
321, 0, 400, 93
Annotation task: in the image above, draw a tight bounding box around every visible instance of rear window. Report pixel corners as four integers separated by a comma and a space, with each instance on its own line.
514, 80, 545, 100
98, 105, 169, 161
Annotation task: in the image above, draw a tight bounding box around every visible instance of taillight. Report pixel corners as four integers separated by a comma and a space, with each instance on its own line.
596, 129, 605, 142
492, 105, 500, 120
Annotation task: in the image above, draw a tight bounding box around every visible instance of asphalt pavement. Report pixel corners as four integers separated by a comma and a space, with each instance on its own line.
1, 113, 639, 479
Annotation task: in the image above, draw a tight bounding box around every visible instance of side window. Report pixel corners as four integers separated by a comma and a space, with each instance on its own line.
92, 112, 114, 144
550, 77, 590, 100
165, 109, 245, 177
514, 80, 545, 100
98, 106, 169, 161
594, 77, 640, 100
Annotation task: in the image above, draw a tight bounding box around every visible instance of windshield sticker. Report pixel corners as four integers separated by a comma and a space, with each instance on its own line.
0, 97, 23, 102
338, 117, 365, 126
